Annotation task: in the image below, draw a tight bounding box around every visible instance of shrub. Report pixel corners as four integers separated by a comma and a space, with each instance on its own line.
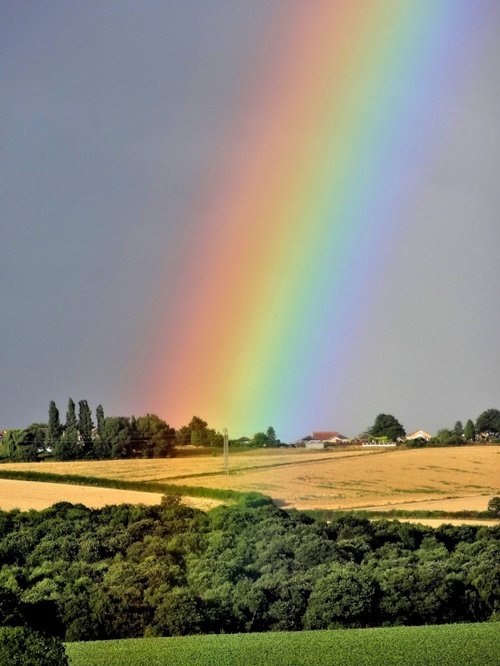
487, 497, 500, 518
0, 626, 68, 665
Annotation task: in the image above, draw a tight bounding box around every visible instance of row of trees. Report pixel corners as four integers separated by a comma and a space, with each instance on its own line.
366, 409, 500, 443
1, 401, 282, 462
0, 498, 497, 641
427, 409, 500, 445
2, 400, 177, 462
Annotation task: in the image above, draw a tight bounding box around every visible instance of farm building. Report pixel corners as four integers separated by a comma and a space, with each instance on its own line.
305, 441, 327, 450
406, 430, 432, 441
297, 431, 351, 449
310, 431, 350, 444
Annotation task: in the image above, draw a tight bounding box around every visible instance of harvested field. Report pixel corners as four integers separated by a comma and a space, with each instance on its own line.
1, 446, 499, 519
0, 479, 222, 512
385, 517, 499, 528
0, 447, 371, 483
360, 495, 493, 513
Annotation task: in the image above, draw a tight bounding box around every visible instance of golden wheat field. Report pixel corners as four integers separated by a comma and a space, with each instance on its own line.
0, 479, 221, 512
1, 446, 499, 518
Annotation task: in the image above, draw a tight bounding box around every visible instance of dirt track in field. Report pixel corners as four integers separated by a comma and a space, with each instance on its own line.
1, 446, 499, 521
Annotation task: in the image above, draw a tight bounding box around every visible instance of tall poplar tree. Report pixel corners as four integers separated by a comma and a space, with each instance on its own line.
93, 404, 109, 458
46, 400, 62, 450
78, 400, 94, 457
66, 398, 78, 431
56, 398, 80, 460
96, 404, 105, 436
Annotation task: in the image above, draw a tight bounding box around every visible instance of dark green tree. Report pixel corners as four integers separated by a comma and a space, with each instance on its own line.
475, 408, 500, 438
464, 419, 476, 441
65, 398, 78, 431
78, 400, 94, 457
0, 429, 24, 458
176, 416, 217, 447
15, 424, 45, 461
92, 404, 109, 458
101, 417, 132, 458
55, 399, 80, 460
487, 497, 500, 518
46, 401, 62, 450
266, 426, 277, 446
206, 428, 223, 447
368, 414, 405, 441
189, 416, 208, 446
434, 429, 461, 445
454, 421, 463, 438
135, 414, 175, 458
96, 404, 105, 436
303, 564, 377, 629
0, 626, 68, 666
175, 425, 191, 446
252, 432, 269, 447
152, 589, 203, 636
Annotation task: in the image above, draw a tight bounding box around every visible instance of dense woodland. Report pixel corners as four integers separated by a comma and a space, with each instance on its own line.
0, 496, 498, 642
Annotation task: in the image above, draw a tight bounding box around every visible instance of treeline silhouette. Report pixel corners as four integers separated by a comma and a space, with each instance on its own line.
0, 401, 223, 461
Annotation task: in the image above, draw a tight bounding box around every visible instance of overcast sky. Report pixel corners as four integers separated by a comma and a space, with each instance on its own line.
1, 1, 499, 438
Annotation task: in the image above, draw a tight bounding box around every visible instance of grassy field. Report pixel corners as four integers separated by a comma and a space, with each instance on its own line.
1, 446, 498, 516
66, 623, 500, 666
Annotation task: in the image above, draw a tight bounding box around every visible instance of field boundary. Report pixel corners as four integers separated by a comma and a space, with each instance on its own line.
0, 469, 272, 507
154, 449, 384, 481
302, 507, 499, 522
0, 469, 496, 523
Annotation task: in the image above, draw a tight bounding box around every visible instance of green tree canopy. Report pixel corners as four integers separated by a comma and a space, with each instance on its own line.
135, 414, 175, 458
0, 626, 68, 665
78, 400, 94, 457
96, 404, 105, 436
0, 429, 24, 458
55, 399, 80, 460
101, 416, 133, 458
252, 432, 269, 447
475, 408, 500, 437
46, 401, 62, 449
463, 419, 476, 441
65, 398, 78, 431
303, 564, 377, 629
368, 414, 405, 441
176, 416, 207, 446
14, 424, 46, 461
434, 429, 461, 445
176, 416, 222, 447
266, 426, 277, 445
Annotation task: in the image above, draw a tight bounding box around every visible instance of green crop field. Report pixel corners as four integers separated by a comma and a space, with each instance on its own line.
66, 623, 500, 666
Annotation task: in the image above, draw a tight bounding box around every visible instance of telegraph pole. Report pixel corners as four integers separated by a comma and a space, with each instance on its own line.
223, 428, 229, 475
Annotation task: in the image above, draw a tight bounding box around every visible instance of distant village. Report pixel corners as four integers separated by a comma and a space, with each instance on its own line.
1, 404, 499, 462
288, 429, 432, 449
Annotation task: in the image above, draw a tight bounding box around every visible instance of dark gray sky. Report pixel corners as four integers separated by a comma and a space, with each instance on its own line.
1, 1, 499, 437
1, 1, 273, 427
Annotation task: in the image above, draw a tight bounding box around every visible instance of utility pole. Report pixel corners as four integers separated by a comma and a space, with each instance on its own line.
223, 428, 229, 475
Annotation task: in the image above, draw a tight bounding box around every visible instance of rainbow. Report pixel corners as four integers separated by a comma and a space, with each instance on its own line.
129, 0, 495, 439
